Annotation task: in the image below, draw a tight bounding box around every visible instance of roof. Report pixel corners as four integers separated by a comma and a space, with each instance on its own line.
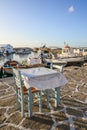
0, 44, 13, 47
64, 44, 70, 48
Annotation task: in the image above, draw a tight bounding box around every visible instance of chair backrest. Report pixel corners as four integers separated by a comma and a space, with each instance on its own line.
13, 68, 25, 117
13, 68, 24, 89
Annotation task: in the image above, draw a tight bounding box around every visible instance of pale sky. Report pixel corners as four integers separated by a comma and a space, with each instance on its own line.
0, 0, 87, 48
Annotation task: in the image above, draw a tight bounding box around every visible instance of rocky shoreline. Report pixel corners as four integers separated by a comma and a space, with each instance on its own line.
0, 65, 87, 130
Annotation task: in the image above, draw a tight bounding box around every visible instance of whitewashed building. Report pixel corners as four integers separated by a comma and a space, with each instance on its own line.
0, 44, 14, 55
60, 44, 75, 58
73, 47, 83, 56
82, 47, 87, 56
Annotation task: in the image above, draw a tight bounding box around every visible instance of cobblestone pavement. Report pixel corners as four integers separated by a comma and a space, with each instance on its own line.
0, 65, 87, 130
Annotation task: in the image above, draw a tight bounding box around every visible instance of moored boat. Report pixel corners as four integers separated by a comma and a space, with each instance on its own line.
4, 60, 19, 67
44, 56, 84, 68
44, 58, 67, 67
3, 60, 20, 74
2, 59, 45, 75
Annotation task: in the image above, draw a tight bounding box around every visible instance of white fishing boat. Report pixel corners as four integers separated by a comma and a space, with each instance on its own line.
44, 58, 67, 66
44, 56, 84, 68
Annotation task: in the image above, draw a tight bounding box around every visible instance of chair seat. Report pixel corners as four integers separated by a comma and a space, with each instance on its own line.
18, 87, 39, 94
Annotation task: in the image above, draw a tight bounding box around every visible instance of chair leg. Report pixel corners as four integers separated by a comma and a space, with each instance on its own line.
21, 89, 25, 117
28, 88, 32, 118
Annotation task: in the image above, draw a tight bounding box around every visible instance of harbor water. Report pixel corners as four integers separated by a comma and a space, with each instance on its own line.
0, 51, 38, 67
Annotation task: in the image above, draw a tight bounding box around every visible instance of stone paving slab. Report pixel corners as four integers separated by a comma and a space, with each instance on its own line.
0, 66, 87, 130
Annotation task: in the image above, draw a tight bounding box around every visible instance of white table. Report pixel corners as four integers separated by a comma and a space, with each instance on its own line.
20, 67, 68, 117
20, 67, 67, 90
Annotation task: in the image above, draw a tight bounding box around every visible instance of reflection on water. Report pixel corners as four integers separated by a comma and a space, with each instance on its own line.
0, 51, 38, 67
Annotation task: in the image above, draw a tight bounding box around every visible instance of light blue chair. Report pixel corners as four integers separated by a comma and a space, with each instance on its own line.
45, 64, 62, 107
13, 68, 42, 117
44, 87, 60, 108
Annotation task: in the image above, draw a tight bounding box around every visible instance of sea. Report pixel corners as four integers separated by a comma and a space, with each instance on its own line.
0, 51, 38, 67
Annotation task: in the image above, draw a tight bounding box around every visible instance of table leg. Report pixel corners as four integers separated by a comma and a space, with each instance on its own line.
39, 91, 42, 112
55, 87, 60, 107
21, 87, 25, 117
46, 89, 50, 108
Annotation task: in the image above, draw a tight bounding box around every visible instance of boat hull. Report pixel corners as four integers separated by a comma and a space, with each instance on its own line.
44, 57, 84, 67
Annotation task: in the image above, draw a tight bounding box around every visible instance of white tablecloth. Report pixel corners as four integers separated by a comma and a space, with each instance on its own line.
20, 67, 68, 90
